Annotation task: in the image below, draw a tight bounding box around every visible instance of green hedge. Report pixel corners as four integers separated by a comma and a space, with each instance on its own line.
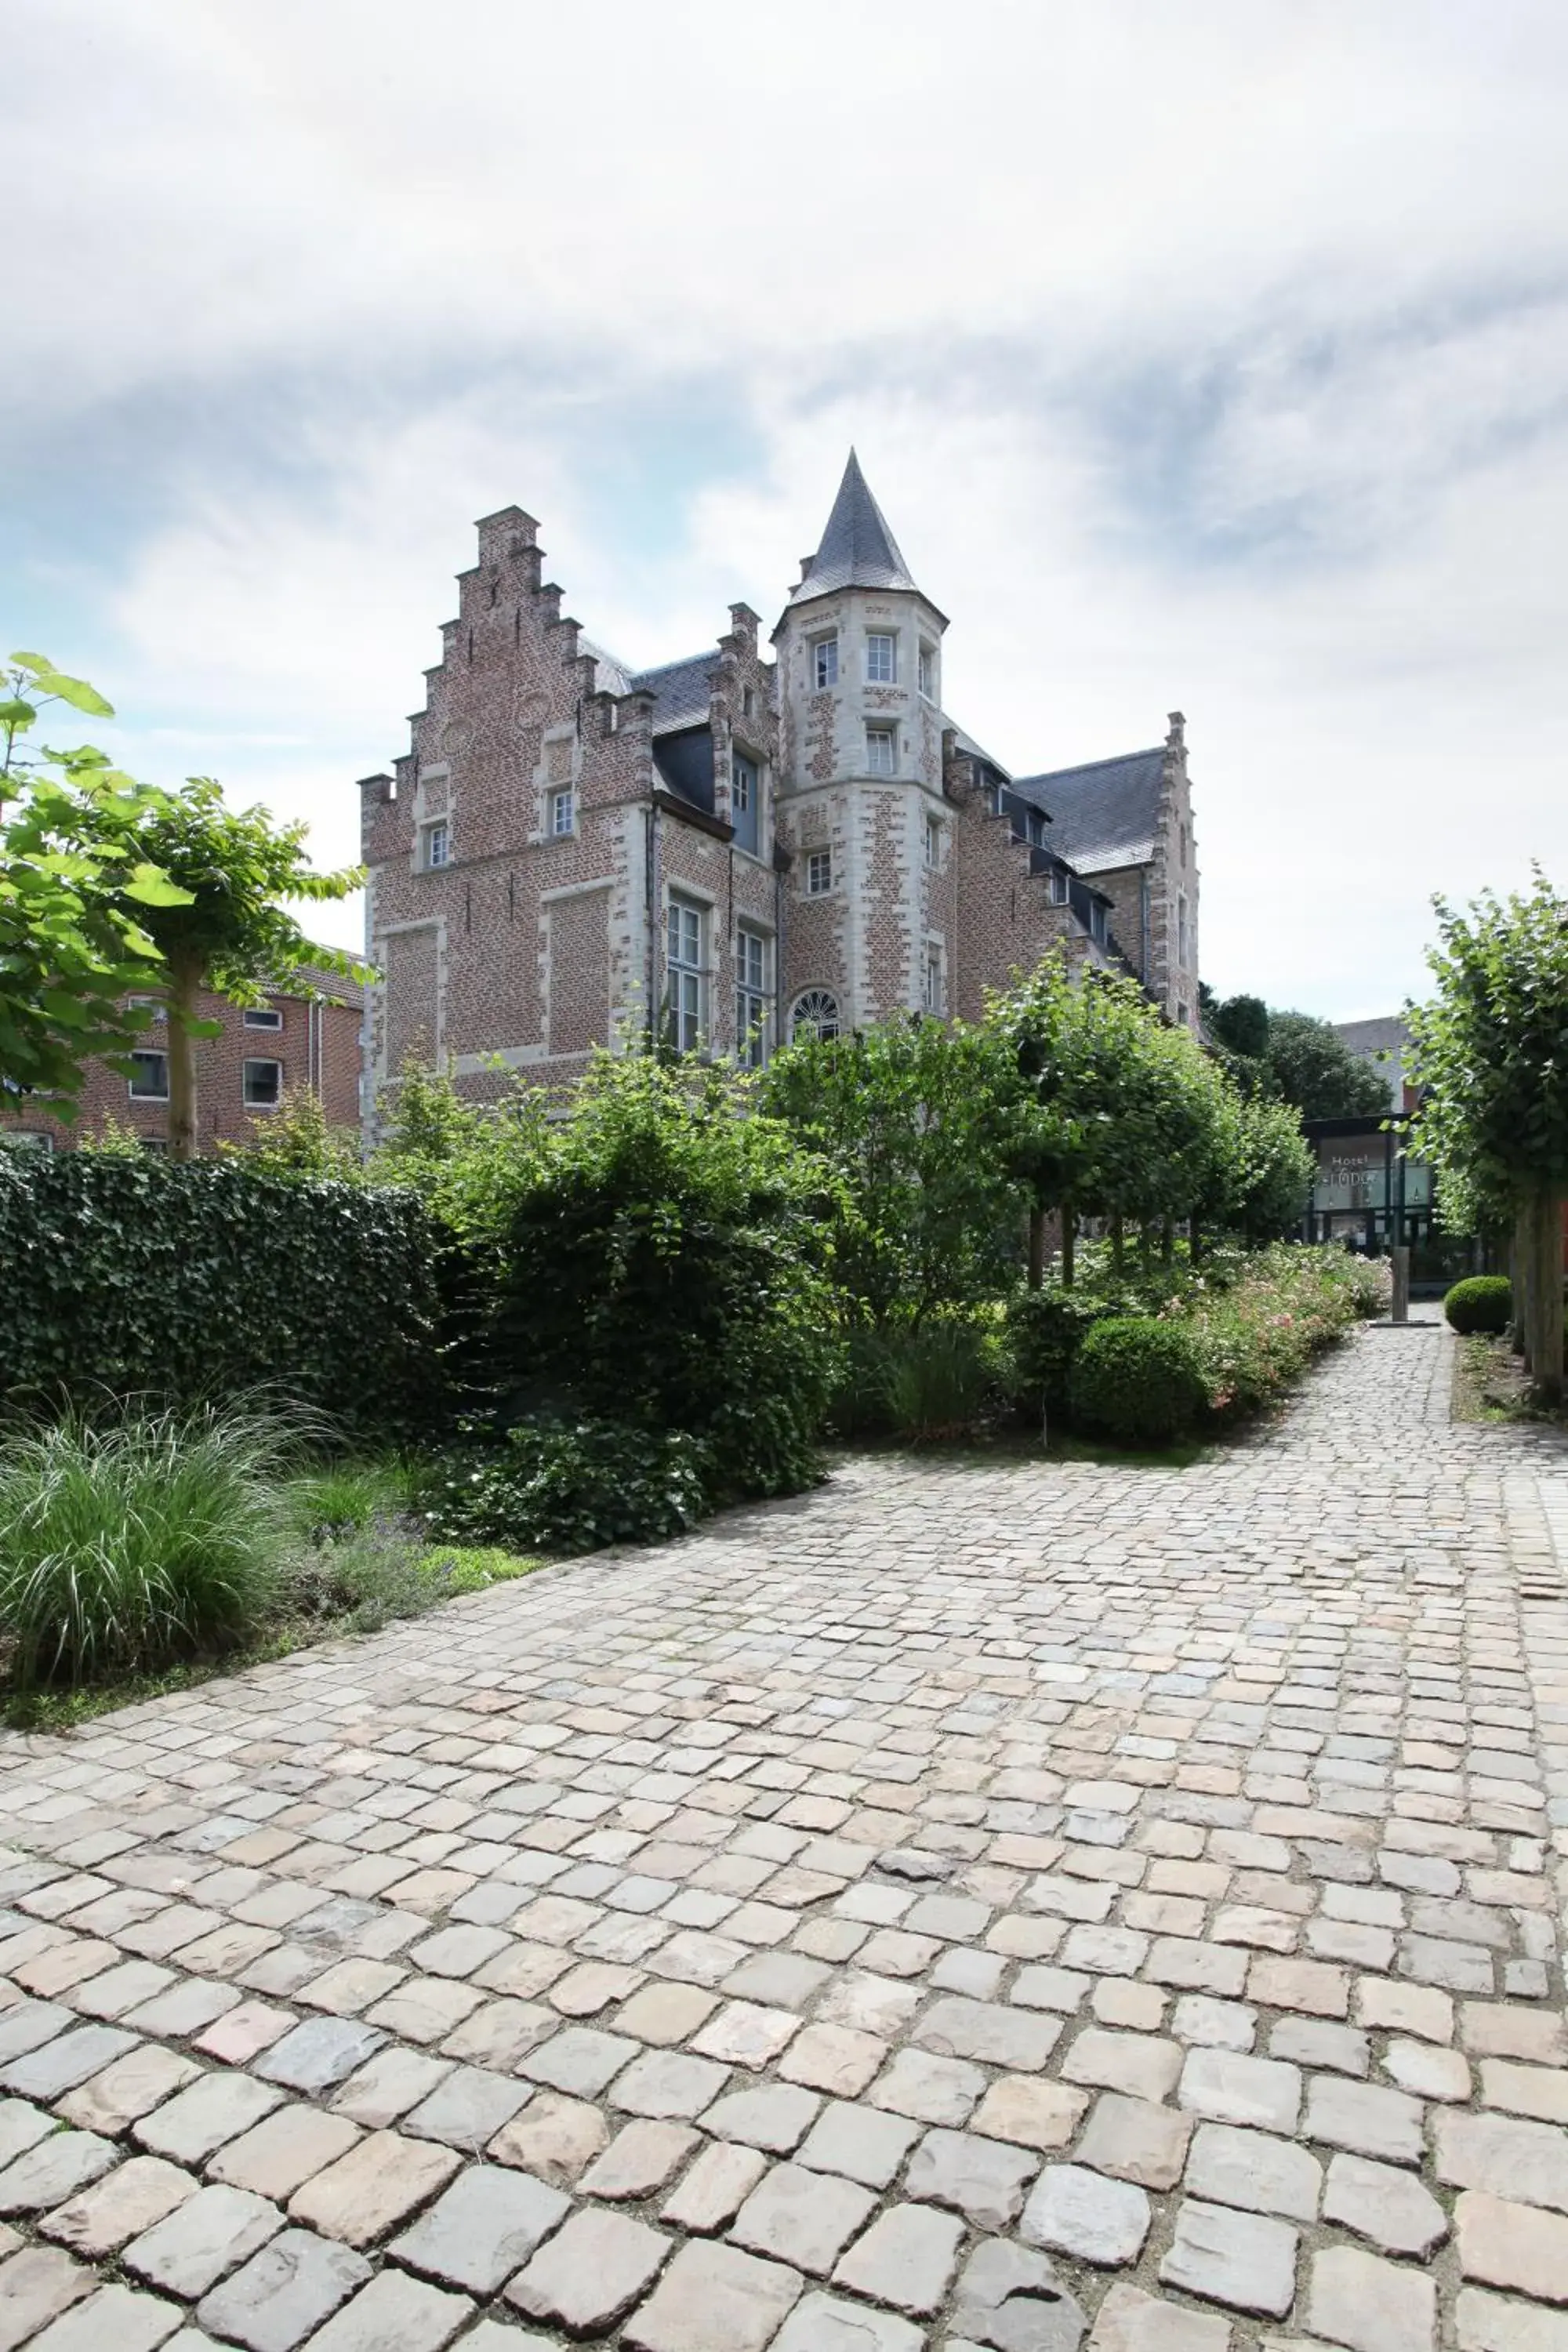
1069, 1316, 1208, 1443
0, 1154, 446, 1443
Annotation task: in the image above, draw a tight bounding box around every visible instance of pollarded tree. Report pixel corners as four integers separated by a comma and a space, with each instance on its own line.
1406, 872, 1568, 1399
126, 779, 365, 1159
0, 653, 192, 1112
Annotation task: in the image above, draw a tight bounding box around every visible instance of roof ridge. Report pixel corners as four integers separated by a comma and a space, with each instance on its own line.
1017, 745, 1164, 784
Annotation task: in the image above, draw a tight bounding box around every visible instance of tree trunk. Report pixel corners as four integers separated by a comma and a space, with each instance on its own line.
1528, 1183, 1564, 1404
1027, 1207, 1046, 1292
1061, 1203, 1076, 1290
1161, 1218, 1174, 1269
166, 954, 203, 1161
1139, 1221, 1153, 1276
1110, 1214, 1124, 1280
1513, 1197, 1535, 1364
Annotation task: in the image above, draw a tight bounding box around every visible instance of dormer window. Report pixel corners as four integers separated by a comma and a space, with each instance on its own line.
422, 820, 450, 871
917, 643, 936, 701
813, 636, 839, 690
865, 633, 896, 684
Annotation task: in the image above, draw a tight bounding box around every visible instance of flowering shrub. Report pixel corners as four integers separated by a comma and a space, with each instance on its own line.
1181, 1245, 1385, 1420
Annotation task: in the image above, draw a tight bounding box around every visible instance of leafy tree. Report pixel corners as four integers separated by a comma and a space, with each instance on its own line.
235, 1085, 364, 1179
1209, 992, 1270, 1062
1406, 872, 1568, 1399
127, 779, 364, 1159
763, 1014, 1020, 1325
0, 653, 191, 1112
1203, 1089, 1316, 1243
991, 960, 1229, 1285
1260, 1010, 1388, 1120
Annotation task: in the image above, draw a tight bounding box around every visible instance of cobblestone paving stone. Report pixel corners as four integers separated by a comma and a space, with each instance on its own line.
2, 1316, 1566, 2347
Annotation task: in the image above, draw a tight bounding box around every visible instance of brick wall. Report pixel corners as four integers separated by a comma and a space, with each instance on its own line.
5, 982, 363, 1155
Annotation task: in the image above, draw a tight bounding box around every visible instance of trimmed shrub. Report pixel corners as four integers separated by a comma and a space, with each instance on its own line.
0, 1154, 446, 1442
0, 1404, 293, 1689
1444, 1275, 1512, 1336
419, 1418, 715, 1555
1007, 1288, 1124, 1420
1069, 1316, 1207, 1444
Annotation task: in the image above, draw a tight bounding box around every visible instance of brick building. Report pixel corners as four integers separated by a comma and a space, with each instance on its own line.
359, 453, 1200, 1111
2, 968, 363, 1154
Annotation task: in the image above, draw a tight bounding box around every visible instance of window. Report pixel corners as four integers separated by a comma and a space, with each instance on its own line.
0, 1131, 52, 1153
791, 989, 840, 1042
422, 820, 450, 870
549, 788, 575, 837
129, 994, 168, 1025
865, 724, 896, 776
666, 895, 706, 1054
1178, 1001, 1189, 1029
129, 1051, 169, 1102
243, 1006, 283, 1031
1179, 822, 1189, 868
923, 946, 945, 1014
918, 643, 936, 701
1178, 895, 1189, 970
813, 636, 839, 690
865, 633, 896, 683
805, 848, 833, 896
736, 926, 768, 1068
924, 816, 942, 870
731, 753, 759, 855
1050, 866, 1070, 905
244, 1059, 283, 1109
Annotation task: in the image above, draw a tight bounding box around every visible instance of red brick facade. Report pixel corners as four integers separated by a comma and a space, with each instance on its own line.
5, 975, 363, 1155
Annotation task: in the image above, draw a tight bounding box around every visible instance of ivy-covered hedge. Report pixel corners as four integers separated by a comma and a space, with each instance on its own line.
0, 1154, 446, 1442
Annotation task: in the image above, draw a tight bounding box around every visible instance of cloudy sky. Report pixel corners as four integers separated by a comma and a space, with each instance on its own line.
10, 1, 1567, 1016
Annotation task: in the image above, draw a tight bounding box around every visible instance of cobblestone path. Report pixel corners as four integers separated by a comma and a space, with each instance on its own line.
2, 1319, 1566, 2350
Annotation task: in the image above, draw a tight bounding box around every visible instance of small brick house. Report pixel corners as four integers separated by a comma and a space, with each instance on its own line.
3, 967, 364, 1155
359, 453, 1200, 1118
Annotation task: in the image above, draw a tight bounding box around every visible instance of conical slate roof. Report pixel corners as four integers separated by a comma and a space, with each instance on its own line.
789, 452, 924, 605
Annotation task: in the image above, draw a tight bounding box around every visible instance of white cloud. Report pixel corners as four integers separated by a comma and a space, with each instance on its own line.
10, 0, 1568, 1006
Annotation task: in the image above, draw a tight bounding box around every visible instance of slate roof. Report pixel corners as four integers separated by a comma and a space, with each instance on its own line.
1011, 746, 1167, 873
789, 451, 927, 607
628, 652, 717, 737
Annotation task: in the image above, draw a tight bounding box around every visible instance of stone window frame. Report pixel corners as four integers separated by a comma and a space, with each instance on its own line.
865, 630, 897, 684
731, 750, 761, 858
922, 938, 946, 1016
811, 633, 839, 691
1178, 892, 1189, 971
735, 922, 771, 1069
791, 987, 840, 1043
666, 891, 710, 1055
917, 641, 938, 702
924, 813, 943, 871
549, 786, 576, 838
865, 723, 897, 777
243, 1058, 285, 1110
421, 818, 450, 872
804, 847, 833, 897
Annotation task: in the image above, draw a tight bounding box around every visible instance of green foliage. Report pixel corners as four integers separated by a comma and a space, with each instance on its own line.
0, 1403, 294, 1689
988, 959, 1238, 1284
238, 1086, 364, 1178
1262, 1010, 1390, 1120
288, 1461, 412, 1541
1204, 1090, 1317, 1243
1007, 1287, 1123, 1417
125, 776, 364, 1156
0, 1153, 445, 1443
763, 1015, 1020, 1325
829, 1318, 1006, 1444
0, 652, 194, 1110
1209, 993, 1270, 1061
1443, 1275, 1513, 1336
1069, 1316, 1207, 1443
486, 1053, 838, 1499
421, 1418, 714, 1554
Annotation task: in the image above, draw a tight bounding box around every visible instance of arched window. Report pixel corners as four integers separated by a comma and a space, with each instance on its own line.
791, 989, 840, 1043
